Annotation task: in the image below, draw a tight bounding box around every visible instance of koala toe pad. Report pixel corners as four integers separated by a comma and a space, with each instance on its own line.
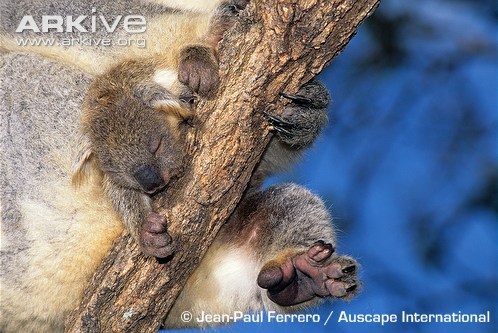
140, 212, 174, 258
257, 241, 360, 306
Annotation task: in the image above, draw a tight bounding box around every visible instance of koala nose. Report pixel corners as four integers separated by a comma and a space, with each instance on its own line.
133, 165, 165, 194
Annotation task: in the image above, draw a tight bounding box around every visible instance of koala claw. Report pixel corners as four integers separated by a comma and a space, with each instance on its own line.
263, 112, 297, 136
140, 212, 175, 258
263, 111, 302, 144
280, 92, 313, 105
263, 112, 294, 127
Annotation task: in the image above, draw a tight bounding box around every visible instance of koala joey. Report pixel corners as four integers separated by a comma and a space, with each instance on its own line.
65, 0, 328, 258
73, 53, 331, 258
71, 43, 359, 329
73, 58, 194, 258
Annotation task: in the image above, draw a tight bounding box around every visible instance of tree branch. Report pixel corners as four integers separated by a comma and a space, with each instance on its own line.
65, 0, 380, 331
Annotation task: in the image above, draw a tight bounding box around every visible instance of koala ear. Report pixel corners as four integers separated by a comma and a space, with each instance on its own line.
71, 133, 95, 187
134, 82, 193, 120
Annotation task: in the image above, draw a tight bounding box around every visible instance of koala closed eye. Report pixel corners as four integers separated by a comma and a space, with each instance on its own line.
149, 137, 162, 155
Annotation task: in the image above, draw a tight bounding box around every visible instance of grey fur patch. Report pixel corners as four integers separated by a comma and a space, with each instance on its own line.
220, 183, 335, 261
1, 52, 92, 292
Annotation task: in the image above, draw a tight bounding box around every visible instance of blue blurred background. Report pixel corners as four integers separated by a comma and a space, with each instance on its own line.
165, 0, 496, 332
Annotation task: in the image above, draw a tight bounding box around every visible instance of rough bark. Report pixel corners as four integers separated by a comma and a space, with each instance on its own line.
65, 0, 380, 332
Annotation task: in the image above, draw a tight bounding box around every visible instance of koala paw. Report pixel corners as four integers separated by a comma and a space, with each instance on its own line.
140, 212, 174, 258
257, 241, 360, 306
264, 79, 330, 147
178, 46, 219, 97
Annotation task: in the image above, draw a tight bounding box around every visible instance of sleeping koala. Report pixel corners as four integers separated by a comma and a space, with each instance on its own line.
1, 0, 360, 331
72, 55, 330, 258
1, 53, 359, 332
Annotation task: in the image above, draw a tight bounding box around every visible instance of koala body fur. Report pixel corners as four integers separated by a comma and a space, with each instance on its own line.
1, 0, 360, 332
0, 0, 226, 76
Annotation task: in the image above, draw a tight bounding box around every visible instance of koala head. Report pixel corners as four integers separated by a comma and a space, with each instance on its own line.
72, 76, 194, 194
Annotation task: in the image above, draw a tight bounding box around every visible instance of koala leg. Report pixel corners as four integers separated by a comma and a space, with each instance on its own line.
163, 184, 360, 328
251, 80, 330, 187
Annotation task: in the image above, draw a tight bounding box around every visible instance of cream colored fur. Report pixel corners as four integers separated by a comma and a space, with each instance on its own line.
143, 0, 223, 13
165, 242, 263, 328
0, 0, 214, 75
1, 179, 124, 332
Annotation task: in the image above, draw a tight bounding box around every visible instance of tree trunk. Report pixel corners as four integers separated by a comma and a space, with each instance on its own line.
65, 0, 380, 331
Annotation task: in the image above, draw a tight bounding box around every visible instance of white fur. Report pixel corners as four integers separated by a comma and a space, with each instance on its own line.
164, 243, 270, 328
211, 249, 260, 308
153, 69, 178, 90
152, 68, 182, 108
153, 68, 181, 99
